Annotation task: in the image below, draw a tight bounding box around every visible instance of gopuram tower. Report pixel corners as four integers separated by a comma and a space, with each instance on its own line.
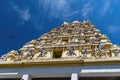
0, 20, 120, 80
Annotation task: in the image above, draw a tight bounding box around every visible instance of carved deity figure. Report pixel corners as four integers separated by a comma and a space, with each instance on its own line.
27, 50, 34, 60
61, 30, 67, 35
73, 29, 78, 34
114, 49, 120, 57
92, 47, 97, 58
95, 33, 100, 40
79, 30, 83, 35
84, 25, 89, 29
22, 49, 34, 60
89, 38, 95, 44
38, 48, 47, 57
70, 36, 75, 42
97, 43, 103, 50
0, 54, 8, 61
97, 43, 104, 57
66, 47, 76, 56
82, 49, 88, 58
15, 55, 22, 61
23, 50, 30, 57
55, 37, 60, 43
87, 29, 94, 34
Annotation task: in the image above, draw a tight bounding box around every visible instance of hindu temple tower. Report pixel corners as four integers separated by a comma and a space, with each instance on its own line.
0, 20, 120, 80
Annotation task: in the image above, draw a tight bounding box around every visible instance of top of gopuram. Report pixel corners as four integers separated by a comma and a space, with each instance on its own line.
0, 20, 120, 68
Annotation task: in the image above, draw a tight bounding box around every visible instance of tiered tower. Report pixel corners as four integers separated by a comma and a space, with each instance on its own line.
0, 20, 120, 67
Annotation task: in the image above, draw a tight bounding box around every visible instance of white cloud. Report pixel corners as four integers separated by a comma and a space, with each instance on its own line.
38, 0, 78, 19
107, 25, 120, 34
11, 2, 31, 24
99, 0, 111, 17
81, 2, 93, 18
19, 9, 31, 22
65, 11, 79, 18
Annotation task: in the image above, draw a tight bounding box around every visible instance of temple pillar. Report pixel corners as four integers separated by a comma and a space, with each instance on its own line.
71, 73, 78, 80
21, 74, 32, 80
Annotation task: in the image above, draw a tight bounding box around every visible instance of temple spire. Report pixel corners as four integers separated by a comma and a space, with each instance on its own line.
0, 20, 120, 65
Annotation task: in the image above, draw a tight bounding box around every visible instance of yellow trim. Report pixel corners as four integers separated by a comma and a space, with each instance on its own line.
0, 59, 120, 68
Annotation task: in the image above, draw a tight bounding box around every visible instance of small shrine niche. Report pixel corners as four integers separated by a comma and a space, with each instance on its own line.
71, 25, 75, 28
68, 30, 72, 34
53, 48, 63, 58
62, 37, 69, 42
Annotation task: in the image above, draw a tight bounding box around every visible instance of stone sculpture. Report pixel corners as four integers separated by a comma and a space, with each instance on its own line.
38, 48, 47, 57
82, 49, 88, 58
66, 47, 76, 56
114, 49, 120, 57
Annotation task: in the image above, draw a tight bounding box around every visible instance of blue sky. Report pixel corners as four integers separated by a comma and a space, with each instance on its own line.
0, 0, 120, 55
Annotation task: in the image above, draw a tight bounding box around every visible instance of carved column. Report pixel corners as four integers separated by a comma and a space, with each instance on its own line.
21, 74, 32, 80
71, 73, 78, 80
